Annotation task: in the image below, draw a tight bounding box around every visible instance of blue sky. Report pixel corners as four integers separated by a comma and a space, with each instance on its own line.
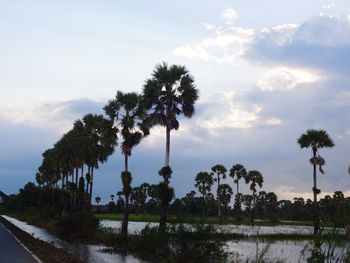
1, 1, 350, 203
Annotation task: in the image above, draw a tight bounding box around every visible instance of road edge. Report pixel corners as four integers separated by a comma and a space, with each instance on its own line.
0, 221, 43, 263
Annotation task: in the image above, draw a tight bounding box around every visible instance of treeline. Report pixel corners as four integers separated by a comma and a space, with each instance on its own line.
2, 180, 350, 228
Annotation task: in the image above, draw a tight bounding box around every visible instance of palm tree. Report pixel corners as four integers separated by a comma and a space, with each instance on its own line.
104, 91, 149, 235
297, 129, 334, 235
194, 171, 214, 215
211, 164, 227, 218
245, 170, 263, 223
74, 114, 116, 205
143, 62, 198, 231
217, 184, 233, 221
95, 196, 101, 212
229, 164, 247, 222
143, 62, 199, 168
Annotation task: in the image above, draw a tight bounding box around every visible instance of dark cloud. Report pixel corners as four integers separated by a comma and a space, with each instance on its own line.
245, 16, 350, 73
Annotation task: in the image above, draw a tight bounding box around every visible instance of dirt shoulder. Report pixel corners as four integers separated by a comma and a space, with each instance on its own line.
0, 216, 84, 263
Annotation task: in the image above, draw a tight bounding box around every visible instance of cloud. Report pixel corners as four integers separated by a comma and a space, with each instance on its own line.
257, 67, 321, 91
174, 13, 350, 76
245, 15, 350, 73
222, 7, 237, 24
0, 99, 104, 134
173, 20, 254, 64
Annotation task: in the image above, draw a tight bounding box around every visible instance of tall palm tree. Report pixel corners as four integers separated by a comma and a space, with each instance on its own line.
143, 62, 198, 231
229, 164, 247, 222
194, 171, 214, 215
211, 164, 227, 218
245, 170, 263, 223
104, 91, 149, 235
143, 62, 199, 168
297, 129, 334, 235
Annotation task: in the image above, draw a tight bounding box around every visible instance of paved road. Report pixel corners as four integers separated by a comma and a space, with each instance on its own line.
0, 223, 38, 263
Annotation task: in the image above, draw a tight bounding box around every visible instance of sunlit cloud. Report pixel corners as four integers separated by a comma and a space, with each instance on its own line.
257, 67, 321, 91
0, 99, 104, 134
173, 26, 254, 64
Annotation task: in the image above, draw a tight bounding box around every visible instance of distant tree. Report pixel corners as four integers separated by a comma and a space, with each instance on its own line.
243, 194, 253, 215
194, 171, 214, 215
229, 164, 247, 222
297, 129, 334, 235
266, 192, 278, 221
211, 164, 227, 218
182, 191, 196, 213
95, 196, 101, 212
217, 184, 233, 221
245, 170, 263, 223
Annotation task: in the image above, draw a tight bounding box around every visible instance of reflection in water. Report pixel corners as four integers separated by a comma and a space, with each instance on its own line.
2, 215, 146, 263
100, 219, 345, 236
226, 239, 309, 263
101, 220, 347, 262
3, 215, 347, 263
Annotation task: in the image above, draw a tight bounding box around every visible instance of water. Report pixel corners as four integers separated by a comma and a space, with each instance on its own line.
100, 220, 348, 262
1, 215, 146, 263
100, 219, 345, 236
3, 215, 348, 263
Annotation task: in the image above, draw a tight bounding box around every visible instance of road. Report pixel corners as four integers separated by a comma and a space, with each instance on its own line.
0, 223, 38, 263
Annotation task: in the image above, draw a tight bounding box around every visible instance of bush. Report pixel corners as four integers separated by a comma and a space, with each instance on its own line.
55, 212, 99, 238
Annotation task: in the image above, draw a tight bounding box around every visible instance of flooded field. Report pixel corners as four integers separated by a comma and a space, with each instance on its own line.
1, 215, 146, 263
2, 215, 348, 263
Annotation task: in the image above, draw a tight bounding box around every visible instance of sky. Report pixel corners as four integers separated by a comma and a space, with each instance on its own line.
1, 0, 350, 203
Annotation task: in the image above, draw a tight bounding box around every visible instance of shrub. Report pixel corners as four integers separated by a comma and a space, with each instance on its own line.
55, 212, 99, 238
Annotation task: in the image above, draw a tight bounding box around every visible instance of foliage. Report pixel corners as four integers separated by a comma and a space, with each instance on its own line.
302, 228, 350, 263
55, 212, 99, 238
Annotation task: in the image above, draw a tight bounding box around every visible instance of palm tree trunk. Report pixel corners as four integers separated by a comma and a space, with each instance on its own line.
251, 192, 256, 224
159, 203, 168, 232
313, 161, 319, 235
217, 176, 221, 218
86, 166, 90, 193
121, 194, 129, 235
236, 181, 240, 223
89, 167, 94, 205
125, 154, 128, 172
165, 127, 170, 167
311, 147, 320, 235
74, 168, 79, 210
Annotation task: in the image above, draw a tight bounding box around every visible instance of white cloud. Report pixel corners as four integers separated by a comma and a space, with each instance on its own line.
197, 92, 262, 131
322, 3, 335, 10
266, 118, 282, 125
0, 99, 103, 134
173, 26, 254, 64
258, 23, 299, 46
257, 67, 321, 91
222, 7, 237, 24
